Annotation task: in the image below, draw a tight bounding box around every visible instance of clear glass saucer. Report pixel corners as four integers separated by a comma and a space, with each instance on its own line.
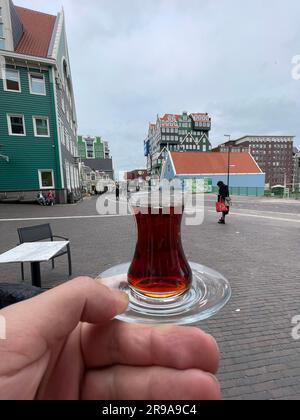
99, 262, 231, 325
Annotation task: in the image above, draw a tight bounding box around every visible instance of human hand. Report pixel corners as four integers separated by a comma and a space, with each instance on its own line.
0, 277, 220, 400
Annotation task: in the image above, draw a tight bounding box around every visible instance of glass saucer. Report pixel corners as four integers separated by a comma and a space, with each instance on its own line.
99, 262, 231, 325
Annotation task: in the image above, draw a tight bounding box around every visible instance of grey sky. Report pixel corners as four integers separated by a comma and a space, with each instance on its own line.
15, 0, 300, 172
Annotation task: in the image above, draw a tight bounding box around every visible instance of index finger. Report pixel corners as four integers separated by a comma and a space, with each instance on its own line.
82, 321, 220, 374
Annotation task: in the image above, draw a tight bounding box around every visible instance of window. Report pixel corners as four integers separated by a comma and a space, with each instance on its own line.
29, 73, 46, 95
33, 117, 50, 137
7, 114, 26, 135
85, 138, 95, 158
0, 21, 4, 49
38, 170, 54, 189
70, 165, 75, 189
59, 119, 65, 145
4, 69, 21, 92
65, 161, 71, 190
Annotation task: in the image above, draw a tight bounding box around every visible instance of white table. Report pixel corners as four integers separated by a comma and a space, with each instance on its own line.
0, 241, 69, 287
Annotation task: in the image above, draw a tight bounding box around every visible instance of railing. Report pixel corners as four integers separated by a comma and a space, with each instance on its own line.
211, 187, 265, 197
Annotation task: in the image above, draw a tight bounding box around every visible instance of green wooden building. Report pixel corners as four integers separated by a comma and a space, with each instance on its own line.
78, 136, 105, 160
144, 112, 212, 176
0, 1, 79, 203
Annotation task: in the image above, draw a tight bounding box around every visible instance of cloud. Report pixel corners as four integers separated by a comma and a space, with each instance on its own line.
15, 0, 300, 170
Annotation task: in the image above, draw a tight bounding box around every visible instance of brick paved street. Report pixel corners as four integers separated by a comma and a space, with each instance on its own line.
0, 194, 300, 400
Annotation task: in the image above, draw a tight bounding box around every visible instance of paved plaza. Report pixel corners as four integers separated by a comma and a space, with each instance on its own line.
0, 194, 300, 400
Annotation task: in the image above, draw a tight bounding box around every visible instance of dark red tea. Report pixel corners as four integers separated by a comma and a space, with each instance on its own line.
128, 206, 192, 298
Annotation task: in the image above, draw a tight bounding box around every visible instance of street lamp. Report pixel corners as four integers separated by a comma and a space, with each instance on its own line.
224, 135, 231, 187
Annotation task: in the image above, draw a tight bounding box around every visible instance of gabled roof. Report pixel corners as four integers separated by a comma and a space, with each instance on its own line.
170, 152, 263, 175
190, 113, 208, 116
15, 6, 57, 58
160, 114, 181, 122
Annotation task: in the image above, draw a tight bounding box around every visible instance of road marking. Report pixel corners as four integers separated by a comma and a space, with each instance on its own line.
0, 210, 299, 224
207, 207, 300, 217
208, 210, 300, 223
0, 214, 130, 222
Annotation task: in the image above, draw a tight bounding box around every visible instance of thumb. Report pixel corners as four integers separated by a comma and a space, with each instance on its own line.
1, 277, 129, 347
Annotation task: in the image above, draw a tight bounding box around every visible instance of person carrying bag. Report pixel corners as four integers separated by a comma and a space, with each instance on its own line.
216, 181, 231, 224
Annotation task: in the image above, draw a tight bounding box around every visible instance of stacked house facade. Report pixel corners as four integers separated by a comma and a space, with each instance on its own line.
77, 135, 114, 183
78, 135, 110, 160
144, 111, 212, 176
0, 1, 79, 203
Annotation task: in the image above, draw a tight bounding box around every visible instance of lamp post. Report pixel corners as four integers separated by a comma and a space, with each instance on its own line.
224, 135, 231, 188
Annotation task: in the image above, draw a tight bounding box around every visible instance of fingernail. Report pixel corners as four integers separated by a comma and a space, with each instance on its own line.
206, 373, 220, 386
112, 290, 129, 315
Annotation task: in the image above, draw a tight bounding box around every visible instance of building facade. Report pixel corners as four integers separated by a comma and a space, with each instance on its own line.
293, 148, 300, 192
212, 135, 294, 188
126, 169, 147, 181
78, 135, 110, 160
162, 152, 265, 196
144, 111, 212, 176
80, 158, 114, 180
0, 1, 80, 203
77, 135, 114, 183
80, 163, 114, 195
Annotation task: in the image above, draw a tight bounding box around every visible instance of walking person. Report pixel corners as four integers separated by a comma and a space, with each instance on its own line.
115, 182, 120, 201
217, 181, 230, 224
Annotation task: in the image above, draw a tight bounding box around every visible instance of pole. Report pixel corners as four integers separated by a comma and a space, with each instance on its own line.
227, 146, 231, 188
224, 135, 231, 188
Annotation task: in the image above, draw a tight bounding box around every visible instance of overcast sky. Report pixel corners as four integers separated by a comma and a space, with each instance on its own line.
15, 0, 300, 172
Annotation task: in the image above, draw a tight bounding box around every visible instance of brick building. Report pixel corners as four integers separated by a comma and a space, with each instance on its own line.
212, 136, 294, 188
125, 169, 147, 181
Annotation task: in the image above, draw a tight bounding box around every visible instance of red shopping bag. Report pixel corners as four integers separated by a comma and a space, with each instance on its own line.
216, 201, 228, 213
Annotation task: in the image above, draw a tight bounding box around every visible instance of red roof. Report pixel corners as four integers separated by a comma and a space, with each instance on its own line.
190, 113, 208, 117
160, 114, 181, 122
170, 152, 262, 174
15, 7, 56, 58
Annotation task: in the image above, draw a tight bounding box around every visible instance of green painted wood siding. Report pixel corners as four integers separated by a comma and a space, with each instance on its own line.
77, 136, 105, 160
94, 137, 104, 159
0, 65, 61, 191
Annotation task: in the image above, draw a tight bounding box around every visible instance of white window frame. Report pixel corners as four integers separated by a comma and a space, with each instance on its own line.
0, 22, 5, 44
4, 69, 21, 93
7, 114, 26, 136
70, 165, 75, 189
65, 161, 71, 191
29, 72, 46, 96
33, 116, 50, 138
38, 169, 55, 190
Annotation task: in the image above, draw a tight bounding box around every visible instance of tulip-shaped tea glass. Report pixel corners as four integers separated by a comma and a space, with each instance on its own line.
100, 191, 231, 325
